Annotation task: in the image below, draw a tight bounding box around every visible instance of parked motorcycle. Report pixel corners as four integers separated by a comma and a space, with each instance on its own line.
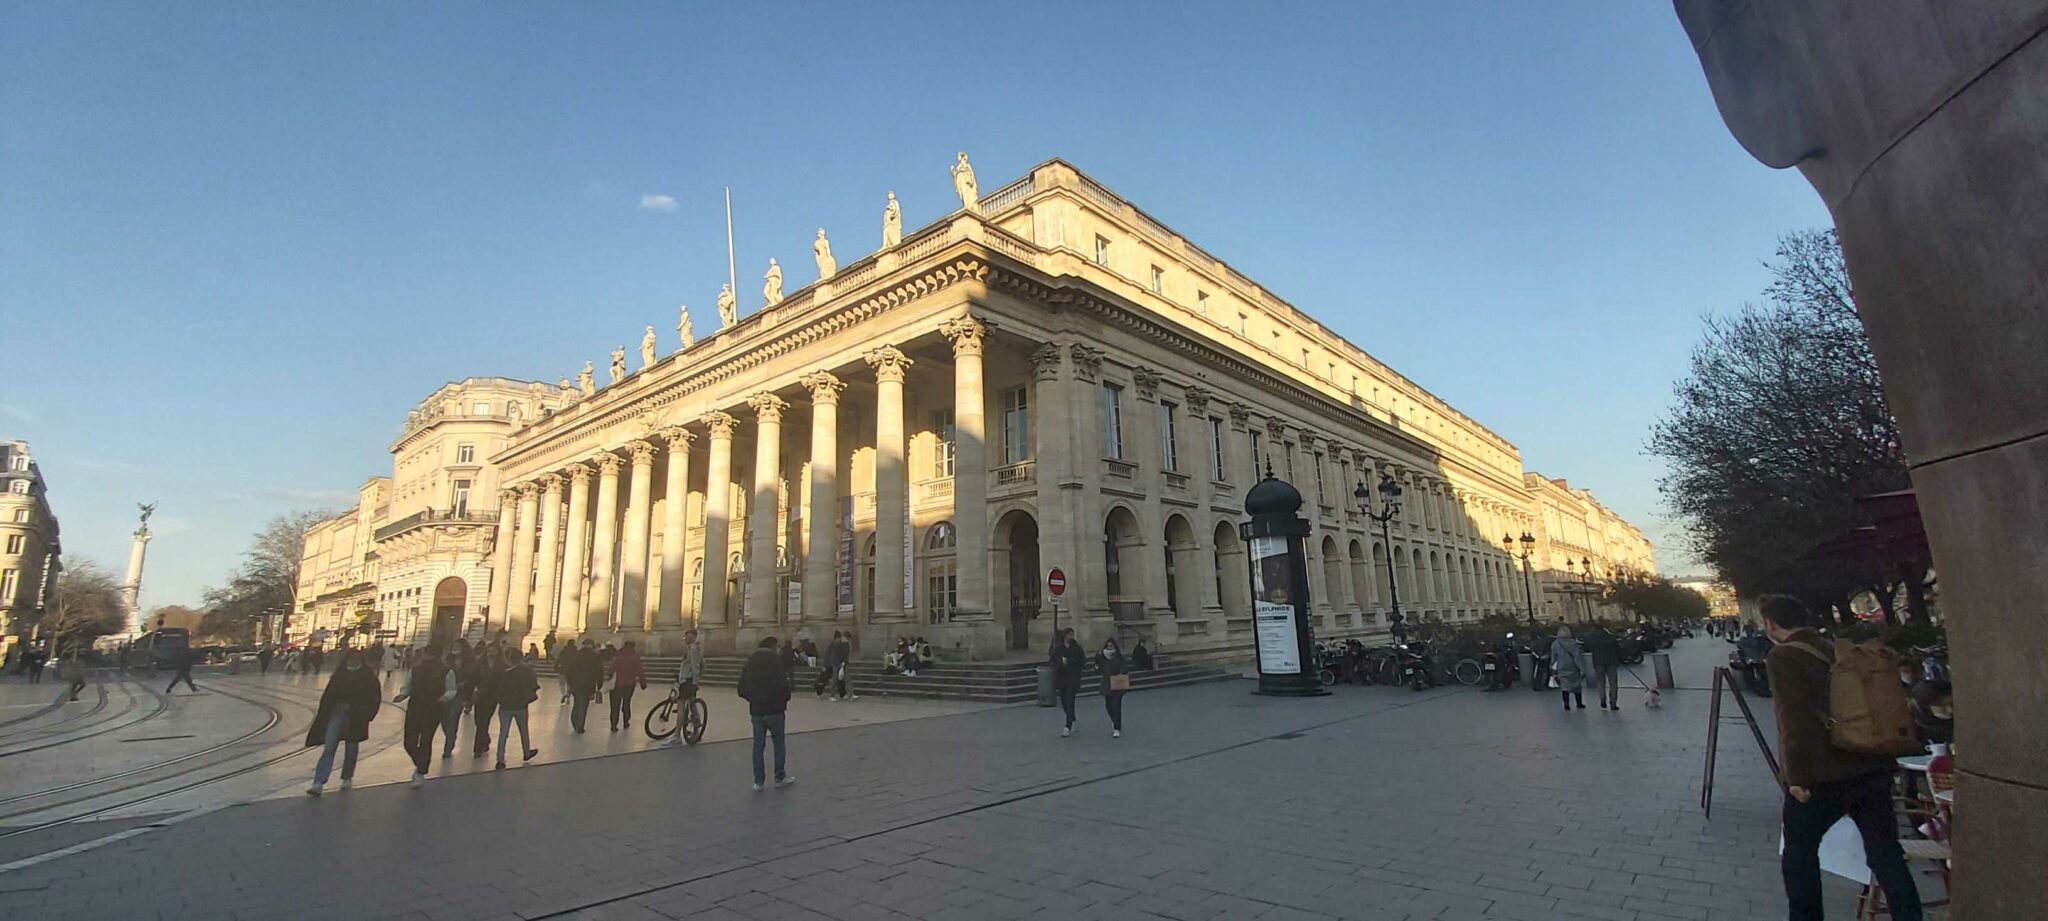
1398, 642, 1438, 691
1728, 642, 1772, 697
1481, 634, 1520, 691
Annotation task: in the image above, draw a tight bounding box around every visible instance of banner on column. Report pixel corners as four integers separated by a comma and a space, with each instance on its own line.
903, 504, 915, 610
837, 496, 855, 611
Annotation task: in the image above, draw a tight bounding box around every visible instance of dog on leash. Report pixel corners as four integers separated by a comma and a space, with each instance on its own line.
1622, 666, 1662, 708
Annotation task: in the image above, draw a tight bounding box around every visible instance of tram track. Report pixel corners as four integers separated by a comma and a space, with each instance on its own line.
0, 679, 164, 759
0, 681, 110, 741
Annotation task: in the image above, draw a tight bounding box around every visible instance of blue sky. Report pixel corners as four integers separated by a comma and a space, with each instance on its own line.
1, 3, 1829, 608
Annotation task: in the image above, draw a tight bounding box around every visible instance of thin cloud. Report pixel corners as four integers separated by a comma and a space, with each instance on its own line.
638, 193, 677, 213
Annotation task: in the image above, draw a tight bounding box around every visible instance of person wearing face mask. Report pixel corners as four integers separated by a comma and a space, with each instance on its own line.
1096, 637, 1129, 738
306, 649, 382, 795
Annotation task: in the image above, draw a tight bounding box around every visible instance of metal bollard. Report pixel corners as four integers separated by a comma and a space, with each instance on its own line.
1651, 652, 1675, 689
1036, 664, 1056, 707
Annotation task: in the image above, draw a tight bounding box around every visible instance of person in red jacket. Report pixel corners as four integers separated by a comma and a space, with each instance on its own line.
607, 641, 647, 732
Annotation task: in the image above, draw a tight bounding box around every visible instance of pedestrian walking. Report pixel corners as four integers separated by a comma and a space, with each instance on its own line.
1096, 636, 1129, 738
608, 641, 646, 732
165, 645, 198, 694
1549, 626, 1589, 711
554, 638, 575, 704
1583, 625, 1623, 710
1054, 629, 1084, 737
393, 644, 456, 788
440, 646, 476, 759
736, 636, 794, 791
470, 646, 501, 758
822, 631, 858, 701
305, 649, 381, 795
257, 646, 274, 673
62, 654, 88, 701
662, 629, 706, 747
1762, 595, 1922, 921
493, 649, 541, 769
25, 646, 46, 683
564, 638, 602, 733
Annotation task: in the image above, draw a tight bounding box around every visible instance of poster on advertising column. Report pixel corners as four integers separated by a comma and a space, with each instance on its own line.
1249, 535, 1300, 674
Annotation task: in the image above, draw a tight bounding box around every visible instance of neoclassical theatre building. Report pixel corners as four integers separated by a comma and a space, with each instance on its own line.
295, 157, 1653, 657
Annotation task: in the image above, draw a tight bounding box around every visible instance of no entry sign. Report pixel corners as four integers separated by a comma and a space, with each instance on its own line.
1047, 568, 1067, 597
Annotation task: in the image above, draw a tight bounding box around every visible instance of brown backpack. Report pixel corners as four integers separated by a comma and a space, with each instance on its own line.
1787, 639, 1921, 756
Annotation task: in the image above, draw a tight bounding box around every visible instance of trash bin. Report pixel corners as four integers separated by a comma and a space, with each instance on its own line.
1517, 653, 1535, 690
1651, 652, 1675, 690
1035, 664, 1056, 707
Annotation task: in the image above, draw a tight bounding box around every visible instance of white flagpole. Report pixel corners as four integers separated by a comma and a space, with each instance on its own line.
724, 186, 737, 298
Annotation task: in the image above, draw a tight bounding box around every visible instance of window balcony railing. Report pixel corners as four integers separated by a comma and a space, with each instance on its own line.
374, 508, 500, 542
1105, 458, 1137, 479
1163, 471, 1190, 491
993, 460, 1035, 486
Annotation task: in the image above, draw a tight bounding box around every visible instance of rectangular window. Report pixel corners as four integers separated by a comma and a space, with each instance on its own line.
926, 564, 958, 621
1149, 265, 1165, 293
0, 570, 15, 601
7, 480, 24, 495
1209, 417, 1226, 481
10, 509, 24, 523
930, 409, 956, 477
1101, 383, 1125, 459
1197, 290, 1210, 317
1159, 401, 1179, 471
471, 400, 490, 415
1300, 348, 1311, 368
1249, 433, 1264, 480
1313, 454, 1325, 499
456, 443, 475, 464
4, 534, 21, 554
452, 479, 472, 516
1094, 235, 1111, 266
1283, 442, 1296, 480
1001, 386, 1030, 465
9, 456, 23, 471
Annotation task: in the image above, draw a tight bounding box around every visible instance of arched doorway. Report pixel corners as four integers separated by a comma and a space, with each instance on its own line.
1320, 535, 1345, 612
1213, 521, 1246, 619
1164, 514, 1198, 621
994, 509, 1040, 650
431, 577, 467, 647
1348, 539, 1370, 610
1104, 506, 1144, 622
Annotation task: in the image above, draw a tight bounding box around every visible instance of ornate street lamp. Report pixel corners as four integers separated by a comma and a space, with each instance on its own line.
1356, 475, 1405, 640
1505, 531, 1538, 629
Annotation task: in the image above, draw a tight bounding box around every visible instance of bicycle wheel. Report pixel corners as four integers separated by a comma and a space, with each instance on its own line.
1453, 658, 1484, 687
1317, 667, 1337, 686
682, 697, 708, 745
643, 695, 678, 740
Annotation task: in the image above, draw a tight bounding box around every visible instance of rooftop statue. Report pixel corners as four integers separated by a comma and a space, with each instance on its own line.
608, 346, 627, 384
640, 326, 658, 368
883, 191, 902, 247
763, 258, 783, 305
951, 151, 980, 214
676, 303, 694, 348
578, 362, 596, 397
813, 229, 836, 279
716, 283, 737, 328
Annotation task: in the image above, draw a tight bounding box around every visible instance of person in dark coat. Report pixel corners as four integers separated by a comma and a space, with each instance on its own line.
1130, 638, 1154, 672
1096, 637, 1128, 738
736, 636, 794, 791
493, 650, 541, 769
1054, 629, 1085, 737
1583, 626, 1624, 710
469, 646, 501, 757
564, 639, 603, 733
306, 649, 381, 795
608, 641, 646, 732
440, 646, 475, 758
394, 644, 455, 787
821, 631, 857, 701
257, 646, 274, 673
165, 645, 198, 694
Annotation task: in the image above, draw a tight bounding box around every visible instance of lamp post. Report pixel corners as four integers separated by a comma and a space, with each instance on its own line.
1505, 531, 1538, 628
1354, 475, 1403, 634
1580, 556, 1595, 622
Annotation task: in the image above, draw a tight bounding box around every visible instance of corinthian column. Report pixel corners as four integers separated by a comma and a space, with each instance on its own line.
530, 473, 565, 639
657, 426, 695, 630
586, 454, 623, 630
744, 392, 788, 623
698, 412, 737, 626
557, 463, 592, 636
801, 373, 845, 622
487, 488, 517, 630
866, 345, 913, 623
505, 482, 539, 638
619, 440, 657, 632
941, 317, 991, 619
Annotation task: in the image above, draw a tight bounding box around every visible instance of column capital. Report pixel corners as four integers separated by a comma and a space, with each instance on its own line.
594, 452, 625, 475
801, 371, 846, 404
536, 472, 563, 493
513, 481, 540, 498
499, 488, 519, 505
1067, 343, 1103, 383
1183, 386, 1212, 416
564, 462, 592, 484
660, 424, 696, 449
939, 317, 987, 356
1264, 418, 1289, 442
864, 344, 914, 383
1029, 342, 1063, 380
1299, 430, 1320, 451
747, 392, 789, 422
626, 439, 658, 464
702, 410, 738, 439
1227, 402, 1251, 429
1131, 366, 1161, 401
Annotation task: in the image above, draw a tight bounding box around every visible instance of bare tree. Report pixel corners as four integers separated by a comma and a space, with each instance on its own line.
1648, 229, 1916, 621
44, 560, 127, 655
201, 510, 332, 644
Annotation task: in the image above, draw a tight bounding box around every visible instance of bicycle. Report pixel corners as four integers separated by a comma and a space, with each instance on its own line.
645, 683, 709, 744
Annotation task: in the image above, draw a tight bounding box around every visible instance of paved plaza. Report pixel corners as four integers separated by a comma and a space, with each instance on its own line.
0, 639, 1905, 920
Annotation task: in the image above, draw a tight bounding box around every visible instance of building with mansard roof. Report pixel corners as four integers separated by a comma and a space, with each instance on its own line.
295, 157, 1654, 657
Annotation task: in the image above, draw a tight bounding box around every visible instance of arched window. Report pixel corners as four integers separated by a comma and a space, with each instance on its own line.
862, 535, 877, 617
1104, 521, 1124, 597
690, 558, 704, 616
923, 521, 958, 624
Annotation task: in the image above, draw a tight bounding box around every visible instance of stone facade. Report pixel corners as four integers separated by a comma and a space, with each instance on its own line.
299, 159, 1653, 658
1519, 470, 1657, 622
0, 439, 61, 654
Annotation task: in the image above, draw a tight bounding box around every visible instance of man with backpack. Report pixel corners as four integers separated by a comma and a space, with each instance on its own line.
1760, 595, 1922, 921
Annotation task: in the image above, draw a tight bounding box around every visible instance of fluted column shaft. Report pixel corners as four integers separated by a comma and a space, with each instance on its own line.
657, 428, 695, 630
558, 465, 592, 637
487, 489, 517, 631
505, 484, 539, 639
587, 454, 623, 631
802, 374, 844, 622
867, 346, 913, 622
745, 393, 787, 623
530, 474, 565, 640
620, 441, 657, 632
943, 318, 991, 619
699, 413, 737, 626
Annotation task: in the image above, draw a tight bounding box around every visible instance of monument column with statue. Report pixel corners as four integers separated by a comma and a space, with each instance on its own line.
123, 502, 155, 635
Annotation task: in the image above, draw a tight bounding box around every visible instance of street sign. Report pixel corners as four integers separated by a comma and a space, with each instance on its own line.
1046, 568, 1066, 597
